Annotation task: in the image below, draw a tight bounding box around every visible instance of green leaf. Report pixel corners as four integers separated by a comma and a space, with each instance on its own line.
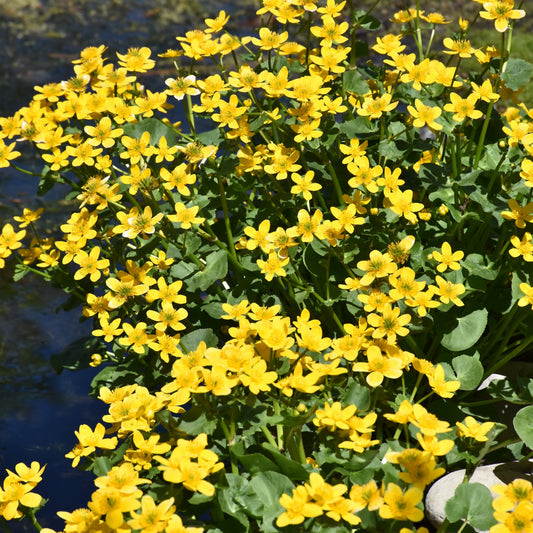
513, 406, 533, 449
441, 308, 488, 351
217, 474, 251, 526
378, 139, 406, 160
187, 250, 228, 291
261, 443, 312, 480
355, 11, 380, 30
502, 58, 533, 91
50, 335, 99, 373
197, 127, 224, 146
445, 483, 498, 530
180, 328, 218, 351
342, 381, 370, 411
233, 452, 279, 475
248, 471, 294, 517
121, 117, 178, 145
177, 405, 217, 435
92, 457, 112, 477
342, 69, 368, 95
452, 354, 484, 390
12, 264, 29, 282
462, 254, 498, 280
303, 243, 328, 278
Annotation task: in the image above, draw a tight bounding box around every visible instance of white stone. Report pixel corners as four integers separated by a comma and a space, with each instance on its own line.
426, 461, 533, 532
425, 464, 504, 533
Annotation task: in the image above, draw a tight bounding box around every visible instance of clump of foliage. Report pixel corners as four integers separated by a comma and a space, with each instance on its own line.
0, 1, 532, 532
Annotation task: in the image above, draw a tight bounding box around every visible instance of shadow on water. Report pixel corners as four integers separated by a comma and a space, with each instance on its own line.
0, 0, 253, 529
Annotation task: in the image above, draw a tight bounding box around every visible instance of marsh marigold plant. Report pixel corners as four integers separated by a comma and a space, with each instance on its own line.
0, 0, 532, 532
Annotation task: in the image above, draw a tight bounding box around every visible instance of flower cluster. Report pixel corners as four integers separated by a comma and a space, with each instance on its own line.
0, 0, 532, 531
0, 462, 44, 521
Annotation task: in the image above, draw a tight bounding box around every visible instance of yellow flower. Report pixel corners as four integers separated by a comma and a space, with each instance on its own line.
385, 189, 425, 224
116, 46, 155, 72
339, 138, 368, 165
66, 139, 102, 167
407, 99, 443, 131
434, 275, 466, 306
84, 116, 123, 148
456, 416, 495, 441
73, 246, 110, 282
357, 93, 398, 120
389, 267, 426, 300
387, 448, 445, 490
367, 304, 411, 343
357, 249, 397, 286
353, 344, 404, 387
289, 209, 323, 243
167, 203, 205, 230
480, 0, 525, 32
313, 401, 358, 431
250, 27, 289, 50
114, 206, 164, 239
290, 118, 323, 143
310, 15, 349, 47
444, 92, 483, 121
518, 283, 533, 309
119, 322, 156, 354
65, 423, 118, 467
240, 358, 278, 394
432, 242, 464, 272
443, 37, 477, 58
290, 170, 322, 201
147, 302, 188, 332
127, 495, 175, 532
276, 486, 323, 527
492, 501, 533, 533
471, 79, 500, 102
120, 131, 153, 164
492, 479, 533, 513
427, 364, 461, 398
212, 94, 247, 129
502, 198, 533, 228
165, 75, 200, 101
330, 204, 364, 234
0, 223, 26, 252
88, 486, 141, 529
372, 34, 405, 55
509, 233, 533, 261
350, 480, 383, 511
0, 479, 42, 520
0, 139, 21, 167
379, 483, 424, 521
411, 404, 451, 436
347, 157, 382, 193
257, 252, 290, 281
5, 462, 45, 488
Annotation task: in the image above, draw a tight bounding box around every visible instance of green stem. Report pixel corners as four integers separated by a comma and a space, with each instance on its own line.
261, 426, 279, 450
0, 517, 12, 533
485, 333, 533, 377
473, 101, 494, 169
217, 174, 237, 260
27, 510, 42, 532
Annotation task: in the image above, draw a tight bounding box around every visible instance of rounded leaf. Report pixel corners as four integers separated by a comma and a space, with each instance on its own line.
513, 406, 533, 450
452, 354, 484, 390
441, 309, 488, 351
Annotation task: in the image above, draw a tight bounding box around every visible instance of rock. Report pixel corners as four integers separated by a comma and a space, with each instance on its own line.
425, 461, 533, 532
